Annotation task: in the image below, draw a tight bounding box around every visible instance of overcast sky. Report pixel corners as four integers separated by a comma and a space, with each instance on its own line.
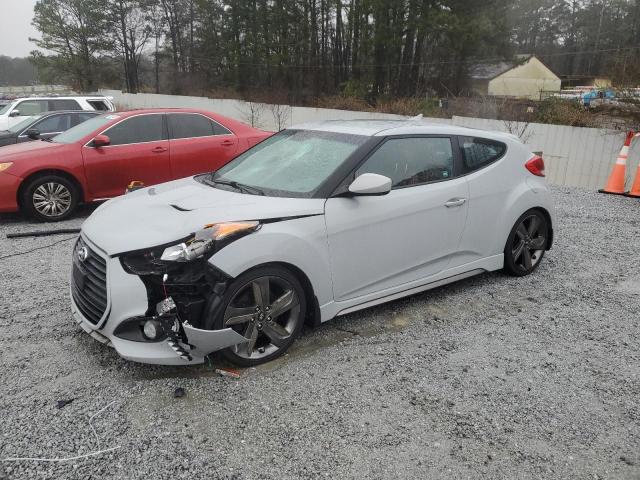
1, 0, 40, 57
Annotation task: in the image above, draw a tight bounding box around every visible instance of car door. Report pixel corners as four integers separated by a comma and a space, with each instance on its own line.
7, 99, 48, 128
167, 113, 239, 178
18, 113, 71, 143
81, 114, 171, 198
324, 136, 469, 302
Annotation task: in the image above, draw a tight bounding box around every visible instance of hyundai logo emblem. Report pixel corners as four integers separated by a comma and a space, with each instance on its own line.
77, 246, 89, 263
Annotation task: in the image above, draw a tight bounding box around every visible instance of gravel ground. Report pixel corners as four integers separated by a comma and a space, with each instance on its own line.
0, 187, 639, 480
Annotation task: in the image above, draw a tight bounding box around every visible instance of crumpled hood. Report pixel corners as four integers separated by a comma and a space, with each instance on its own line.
82, 177, 326, 256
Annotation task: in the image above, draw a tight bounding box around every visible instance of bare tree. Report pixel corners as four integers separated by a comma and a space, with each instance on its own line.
239, 101, 266, 129
477, 95, 532, 142
145, 2, 166, 94
502, 118, 532, 143
268, 103, 292, 131
110, 0, 152, 93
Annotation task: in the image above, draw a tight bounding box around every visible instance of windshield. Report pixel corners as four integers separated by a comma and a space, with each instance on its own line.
211, 130, 367, 197
53, 114, 120, 144
0, 102, 15, 116
8, 114, 43, 133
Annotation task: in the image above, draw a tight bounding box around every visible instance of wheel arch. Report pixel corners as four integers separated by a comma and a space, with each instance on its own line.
208, 217, 333, 326
534, 206, 554, 250
239, 261, 322, 329
513, 206, 553, 251
17, 169, 85, 209
499, 180, 555, 254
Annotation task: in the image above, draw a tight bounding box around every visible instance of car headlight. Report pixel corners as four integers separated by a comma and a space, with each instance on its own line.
121, 221, 261, 275
161, 221, 260, 262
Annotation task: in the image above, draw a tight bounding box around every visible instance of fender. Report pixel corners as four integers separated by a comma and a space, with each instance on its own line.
208, 215, 334, 312
496, 182, 554, 250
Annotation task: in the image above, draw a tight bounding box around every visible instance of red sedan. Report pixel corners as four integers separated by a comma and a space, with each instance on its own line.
0, 109, 272, 221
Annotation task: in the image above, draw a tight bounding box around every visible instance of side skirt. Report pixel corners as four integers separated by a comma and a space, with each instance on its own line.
321, 254, 504, 320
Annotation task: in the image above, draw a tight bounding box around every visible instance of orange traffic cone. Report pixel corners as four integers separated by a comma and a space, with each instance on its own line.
625, 133, 640, 198
599, 131, 635, 195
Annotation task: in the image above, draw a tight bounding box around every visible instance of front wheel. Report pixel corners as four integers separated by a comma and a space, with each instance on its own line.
21, 174, 79, 222
215, 266, 306, 367
503, 209, 549, 277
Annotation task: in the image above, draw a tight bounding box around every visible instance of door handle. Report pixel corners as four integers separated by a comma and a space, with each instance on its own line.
152, 146, 168, 153
444, 198, 467, 208
220, 140, 235, 147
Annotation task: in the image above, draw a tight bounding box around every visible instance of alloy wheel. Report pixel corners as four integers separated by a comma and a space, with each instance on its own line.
223, 275, 301, 360
511, 213, 547, 272
32, 182, 72, 218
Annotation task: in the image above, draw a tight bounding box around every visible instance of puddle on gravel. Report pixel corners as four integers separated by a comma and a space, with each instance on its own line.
130, 313, 412, 380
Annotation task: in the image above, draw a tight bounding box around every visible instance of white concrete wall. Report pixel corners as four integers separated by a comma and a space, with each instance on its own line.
451, 116, 636, 191
101, 89, 637, 191
101, 89, 432, 131
0, 85, 75, 95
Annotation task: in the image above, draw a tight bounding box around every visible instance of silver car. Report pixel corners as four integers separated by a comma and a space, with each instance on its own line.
71, 120, 555, 366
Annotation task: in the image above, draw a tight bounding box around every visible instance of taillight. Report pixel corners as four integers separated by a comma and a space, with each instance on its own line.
525, 155, 545, 177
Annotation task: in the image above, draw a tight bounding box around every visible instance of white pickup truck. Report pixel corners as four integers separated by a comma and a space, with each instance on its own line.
0, 95, 115, 130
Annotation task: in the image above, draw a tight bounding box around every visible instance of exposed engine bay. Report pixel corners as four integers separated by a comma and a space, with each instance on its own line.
114, 251, 242, 361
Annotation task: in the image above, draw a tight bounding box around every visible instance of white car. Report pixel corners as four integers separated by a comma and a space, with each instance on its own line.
71, 120, 555, 366
0, 96, 115, 130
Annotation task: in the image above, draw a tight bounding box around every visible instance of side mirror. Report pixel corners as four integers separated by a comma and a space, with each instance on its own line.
25, 128, 40, 140
9, 110, 20, 117
348, 173, 392, 196
93, 134, 111, 148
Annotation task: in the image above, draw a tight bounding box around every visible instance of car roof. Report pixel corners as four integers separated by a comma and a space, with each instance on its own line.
290, 119, 520, 143
9, 96, 110, 101
102, 109, 261, 133
111, 108, 226, 115
37, 110, 102, 116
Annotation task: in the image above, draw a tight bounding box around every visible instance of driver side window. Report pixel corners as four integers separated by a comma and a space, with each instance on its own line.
356, 137, 454, 189
15, 100, 48, 116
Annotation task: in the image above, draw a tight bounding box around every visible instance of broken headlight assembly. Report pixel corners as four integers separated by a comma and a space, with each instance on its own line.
114, 223, 260, 356
160, 221, 260, 262
120, 221, 261, 275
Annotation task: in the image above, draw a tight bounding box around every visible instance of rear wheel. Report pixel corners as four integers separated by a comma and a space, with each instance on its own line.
21, 174, 79, 222
503, 209, 549, 276
216, 266, 306, 367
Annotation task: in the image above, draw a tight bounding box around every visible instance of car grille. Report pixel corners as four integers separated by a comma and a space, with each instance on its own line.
71, 237, 108, 325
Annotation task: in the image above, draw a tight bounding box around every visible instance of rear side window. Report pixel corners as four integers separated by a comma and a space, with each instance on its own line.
357, 137, 454, 188
71, 112, 99, 127
212, 120, 231, 135
103, 115, 165, 146
87, 100, 109, 111
168, 113, 218, 139
49, 99, 81, 110
459, 137, 506, 172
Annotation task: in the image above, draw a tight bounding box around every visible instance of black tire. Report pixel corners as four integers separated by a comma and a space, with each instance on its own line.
21, 174, 79, 222
503, 209, 549, 277
214, 265, 307, 367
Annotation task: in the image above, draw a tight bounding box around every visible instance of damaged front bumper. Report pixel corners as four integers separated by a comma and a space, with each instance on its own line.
70, 236, 247, 366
